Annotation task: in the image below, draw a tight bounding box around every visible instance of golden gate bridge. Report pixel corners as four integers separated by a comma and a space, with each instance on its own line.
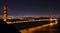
3, 5, 58, 24
3, 5, 58, 33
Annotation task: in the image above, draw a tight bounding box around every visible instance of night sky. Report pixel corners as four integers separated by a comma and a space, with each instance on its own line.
0, 0, 60, 17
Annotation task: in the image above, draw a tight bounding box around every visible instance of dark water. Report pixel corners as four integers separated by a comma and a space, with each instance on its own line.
12, 21, 60, 33
13, 21, 50, 30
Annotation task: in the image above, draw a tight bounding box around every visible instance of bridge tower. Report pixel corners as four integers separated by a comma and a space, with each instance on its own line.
49, 14, 52, 23
3, 5, 7, 22
49, 13, 53, 27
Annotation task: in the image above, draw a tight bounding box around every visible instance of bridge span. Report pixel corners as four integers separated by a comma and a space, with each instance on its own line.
7, 18, 57, 24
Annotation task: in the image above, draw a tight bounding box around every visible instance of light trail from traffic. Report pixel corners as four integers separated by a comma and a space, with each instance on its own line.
20, 20, 58, 33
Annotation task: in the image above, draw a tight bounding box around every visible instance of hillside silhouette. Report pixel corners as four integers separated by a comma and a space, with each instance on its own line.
0, 19, 21, 33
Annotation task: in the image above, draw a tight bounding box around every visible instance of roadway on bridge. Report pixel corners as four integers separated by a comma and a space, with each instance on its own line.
7, 19, 57, 24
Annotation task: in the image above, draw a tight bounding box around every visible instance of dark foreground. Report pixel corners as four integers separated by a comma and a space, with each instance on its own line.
0, 19, 60, 33
0, 19, 21, 33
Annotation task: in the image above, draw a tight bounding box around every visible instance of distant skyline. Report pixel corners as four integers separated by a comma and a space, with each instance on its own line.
0, 0, 60, 17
